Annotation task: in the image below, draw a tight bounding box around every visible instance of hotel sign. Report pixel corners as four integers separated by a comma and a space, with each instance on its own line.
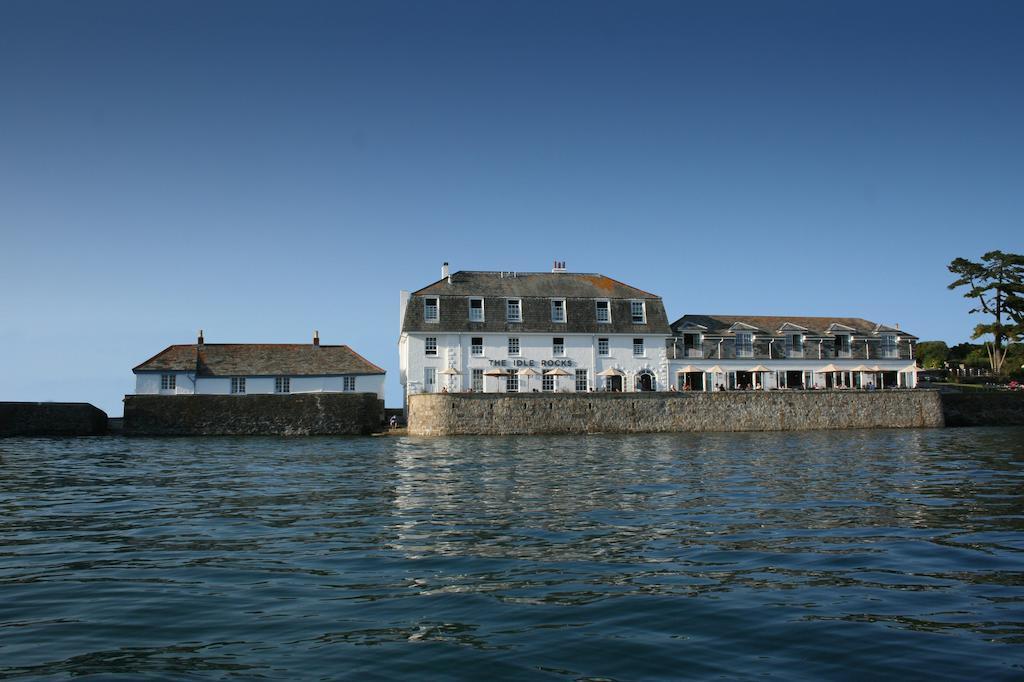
488, 359, 576, 368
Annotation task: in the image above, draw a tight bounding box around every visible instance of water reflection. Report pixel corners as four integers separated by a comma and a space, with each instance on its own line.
1, 429, 1022, 679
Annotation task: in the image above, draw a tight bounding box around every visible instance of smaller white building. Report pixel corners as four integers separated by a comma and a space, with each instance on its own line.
133, 331, 386, 399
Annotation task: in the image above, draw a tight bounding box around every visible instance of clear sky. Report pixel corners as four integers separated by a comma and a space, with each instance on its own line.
2, 1, 1022, 415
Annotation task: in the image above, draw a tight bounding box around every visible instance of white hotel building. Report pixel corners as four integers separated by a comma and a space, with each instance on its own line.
399, 263, 673, 401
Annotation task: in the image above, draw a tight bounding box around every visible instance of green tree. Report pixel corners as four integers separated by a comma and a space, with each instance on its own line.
915, 341, 949, 369
948, 251, 1024, 375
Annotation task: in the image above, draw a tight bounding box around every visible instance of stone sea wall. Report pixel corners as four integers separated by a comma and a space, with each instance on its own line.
124, 394, 385, 436
408, 390, 945, 436
941, 392, 1024, 427
0, 402, 108, 437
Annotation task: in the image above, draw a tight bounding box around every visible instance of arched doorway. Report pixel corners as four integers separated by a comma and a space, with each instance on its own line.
636, 370, 656, 392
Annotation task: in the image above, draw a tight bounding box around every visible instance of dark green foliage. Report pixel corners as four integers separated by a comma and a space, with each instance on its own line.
948, 251, 1024, 374
916, 341, 950, 369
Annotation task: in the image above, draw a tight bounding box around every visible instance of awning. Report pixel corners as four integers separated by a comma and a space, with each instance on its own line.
749, 364, 772, 372
706, 365, 724, 374
596, 368, 624, 377
544, 368, 572, 376
483, 369, 509, 376
818, 363, 841, 373
438, 367, 461, 375
850, 365, 873, 372
518, 367, 540, 376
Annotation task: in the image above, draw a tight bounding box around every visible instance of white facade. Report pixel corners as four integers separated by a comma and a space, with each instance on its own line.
666, 358, 917, 392
400, 330, 669, 396
135, 372, 385, 399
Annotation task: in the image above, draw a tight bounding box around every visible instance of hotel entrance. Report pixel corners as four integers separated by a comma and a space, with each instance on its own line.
635, 370, 656, 392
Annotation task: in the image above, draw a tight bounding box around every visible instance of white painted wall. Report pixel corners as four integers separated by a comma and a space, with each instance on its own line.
134, 372, 385, 398
666, 359, 917, 390
401, 332, 669, 396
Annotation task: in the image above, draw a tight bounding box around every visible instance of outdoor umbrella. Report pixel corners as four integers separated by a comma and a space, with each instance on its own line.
850, 365, 872, 388
518, 366, 540, 392
818, 363, 841, 389
438, 366, 460, 391
483, 368, 509, 393
596, 367, 624, 376
749, 364, 772, 390
706, 365, 724, 390
544, 367, 571, 391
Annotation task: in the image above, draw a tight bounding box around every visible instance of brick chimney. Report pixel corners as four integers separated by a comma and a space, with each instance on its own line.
197, 329, 204, 347
313, 330, 320, 346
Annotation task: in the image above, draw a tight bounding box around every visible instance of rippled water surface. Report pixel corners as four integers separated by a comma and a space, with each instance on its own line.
2, 428, 1024, 680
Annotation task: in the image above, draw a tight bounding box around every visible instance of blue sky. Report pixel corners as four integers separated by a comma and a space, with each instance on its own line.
2, 1, 1022, 415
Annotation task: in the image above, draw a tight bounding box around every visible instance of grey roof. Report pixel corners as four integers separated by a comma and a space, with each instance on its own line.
671, 315, 917, 339
404, 271, 671, 335
413, 271, 660, 299
133, 344, 386, 376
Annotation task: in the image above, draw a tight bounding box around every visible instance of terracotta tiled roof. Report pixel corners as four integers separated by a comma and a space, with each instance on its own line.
133, 344, 385, 376
672, 315, 916, 338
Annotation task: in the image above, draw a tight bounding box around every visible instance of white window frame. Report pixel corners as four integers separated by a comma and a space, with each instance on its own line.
542, 374, 555, 392
160, 374, 176, 391
425, 337, 438, 356
575, 369, 588, 392
552, 337, 565, 356
630, 300, 646, 324
735, 332, 753, 358
275, 376, 290, 393
598, 337, 610, 356
231, 377, 246, 394
633, 338, 645, 356
343, 376, 356, 391
424, 297, 439, 323
550, 298, 566, 323
469, 297, 484, 322
506, 373, 519, 393
595, 299, 611, 324
881, 333, 898, 359
508, 337, 520, 356
423, 367, 436, 393
506, 298, 522, 322
471, 336, 484, 357
472, 368, 484, 392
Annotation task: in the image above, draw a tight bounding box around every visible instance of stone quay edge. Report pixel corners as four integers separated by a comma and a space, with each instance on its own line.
407, 390, 946, 436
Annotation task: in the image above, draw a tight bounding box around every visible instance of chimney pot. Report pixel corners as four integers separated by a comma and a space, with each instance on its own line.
197, 329, 204, 345
313, 330, 320, 346
441, 262, 449, 280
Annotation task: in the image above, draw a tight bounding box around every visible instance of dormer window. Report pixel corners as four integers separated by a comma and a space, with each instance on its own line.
507, 299, 522, 322
835, 334, 852, 358
630, 300, 646, 324
551, 299, 566, 323
469, 297, 484, 322
595, 300, 610, 323
424, 297, 439, 323
735, 332, 753, 358
787, 333, 804, 355
881, 333, 898, 358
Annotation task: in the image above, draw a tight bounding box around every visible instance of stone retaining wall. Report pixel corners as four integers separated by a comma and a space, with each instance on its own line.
0, 402, 108, 437
408, 390, 945, 436
124, 393, 385, 436
940, 392, 1024, 427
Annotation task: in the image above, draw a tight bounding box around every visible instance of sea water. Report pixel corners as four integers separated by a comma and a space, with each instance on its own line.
1, 428, 1022, 679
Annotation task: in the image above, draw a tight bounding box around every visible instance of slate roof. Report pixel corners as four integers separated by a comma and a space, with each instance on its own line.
671, 315, 917, 339
413, 271, 659, 299
133, 344, 386, 376
403, 271, 671, 335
